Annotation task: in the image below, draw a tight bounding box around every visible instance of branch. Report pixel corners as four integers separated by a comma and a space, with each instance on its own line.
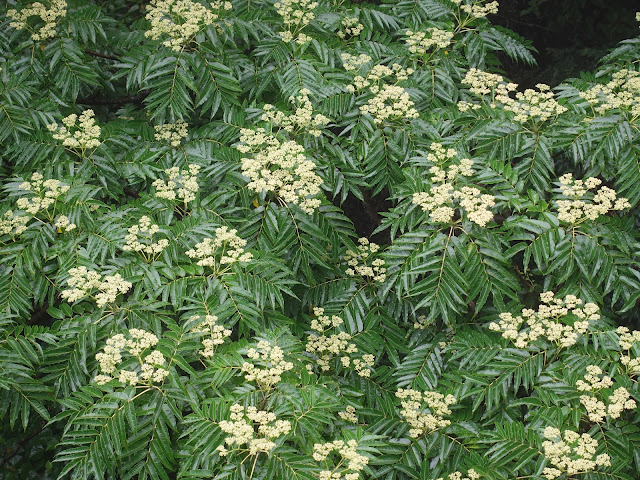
84, 49, 120, 61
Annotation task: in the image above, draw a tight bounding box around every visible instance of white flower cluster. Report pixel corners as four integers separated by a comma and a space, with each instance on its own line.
577, 365, 636, 423
412, 144, 495, 226
340, 53, 372, 72
154, 121, 188, 147
0, 210, 30, 236
306, 308, 374, 377
7, 0, 67, 41
617, 326, 640, 375
461, 69, 566, 122
496, 83, 567, 123
152, 164, 200, 204
55, 215, 76, 232
579, 69, 640, 116
413, 314, 433, 330
338, 406, 358, 423
457, 1, 499, 18
312, 439, 369, 480
337, 16, 364, 39
190, 314, 232, 357
360, 84, 419, 125
541, 427, 611, 480
436, 470, 481, 480
348, 63, 414, 93
145, 0, 231, 51
556, 174, 630, 223
261, 88, 329, 137
47, 110, 101, 151
185, 226, 253, 272
488, 292, 599, 349
395, 388, 456, 438
217, 404, 291, 457
344, 237, 386, 283
275, 0, 318, 32
237, 128, 323, 214
405, 28, 454, 55
93, 329, 169, 386
17, 172, 70, 215
122, 216, 169, 260
61, 266, 132, 308
241, 341, 294, 389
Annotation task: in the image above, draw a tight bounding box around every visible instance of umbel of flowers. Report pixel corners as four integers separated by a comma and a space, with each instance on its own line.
576, 365, 636, 423
189, 314, 232, 358
617, 326, 640, 375
305, 308, 375, 377
395, 388, 456, 438
312, 439, 369, 480
93, 329, 169, 386
241, 341, 294, 390
412, 143, 495, 226
153, 164, 200, 209
61, 267, 132, 308
555, 174, 630, 224
47, 110, 101, 155
489, 292, 600, 349
275, 0, 318, 44
185, 225, 252, 274
122, 216, 169, 262
236, 128, 323, 214
17, 172, 70, 217
145, 0, 232, 51
541, 427, 611, 480
154, 121, 188, 147
7, 0, 67, 41
216, 404, 291, 457
459, 68, 566, 124
344, 237, 387, 283
261, 88, 329, 137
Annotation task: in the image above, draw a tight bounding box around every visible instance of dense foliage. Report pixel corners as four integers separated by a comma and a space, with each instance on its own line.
1, 1, 640, 479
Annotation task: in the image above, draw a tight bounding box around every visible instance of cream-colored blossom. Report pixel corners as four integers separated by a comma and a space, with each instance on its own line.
16, 172, 70, 216
338, 406, 358, 423
241, 341, 294, 389
460, 1, 499, 18
237, 128, 322, 214
436, 470, 482, 480
337, 16, 363, 39
360, 84, 419, 124
541, 428, 610, 479
313, 439, 369, 480
261, 89, 329, 137
122, 216, 169, 261
7, 0, 66, 41
405, 28, 454, 55
488, 291, 599, 348
577, 365, 636, 422
54, 215, 76, 232
47, 110, 101, 152
154, 121, 188, 146
61, 267, 132, 307
190, 314, 232, 357
275, 0, 318, 31
396, 388, 456, 438
93, 329, 168, 386
617, 326, 640, 375
152, 164, 200, 205
185, 225, 252, 272
218, 404, 291, 456
145, 0, 231, 51
306, 308, 373, 377
555, 174, 630, 223
344, 237, 386, 283
579, 69, 640, 117
412, 145, 494, 226
0, 210, 30, 236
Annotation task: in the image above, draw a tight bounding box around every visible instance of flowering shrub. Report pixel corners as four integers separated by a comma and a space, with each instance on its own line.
1, 1, 640, 480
